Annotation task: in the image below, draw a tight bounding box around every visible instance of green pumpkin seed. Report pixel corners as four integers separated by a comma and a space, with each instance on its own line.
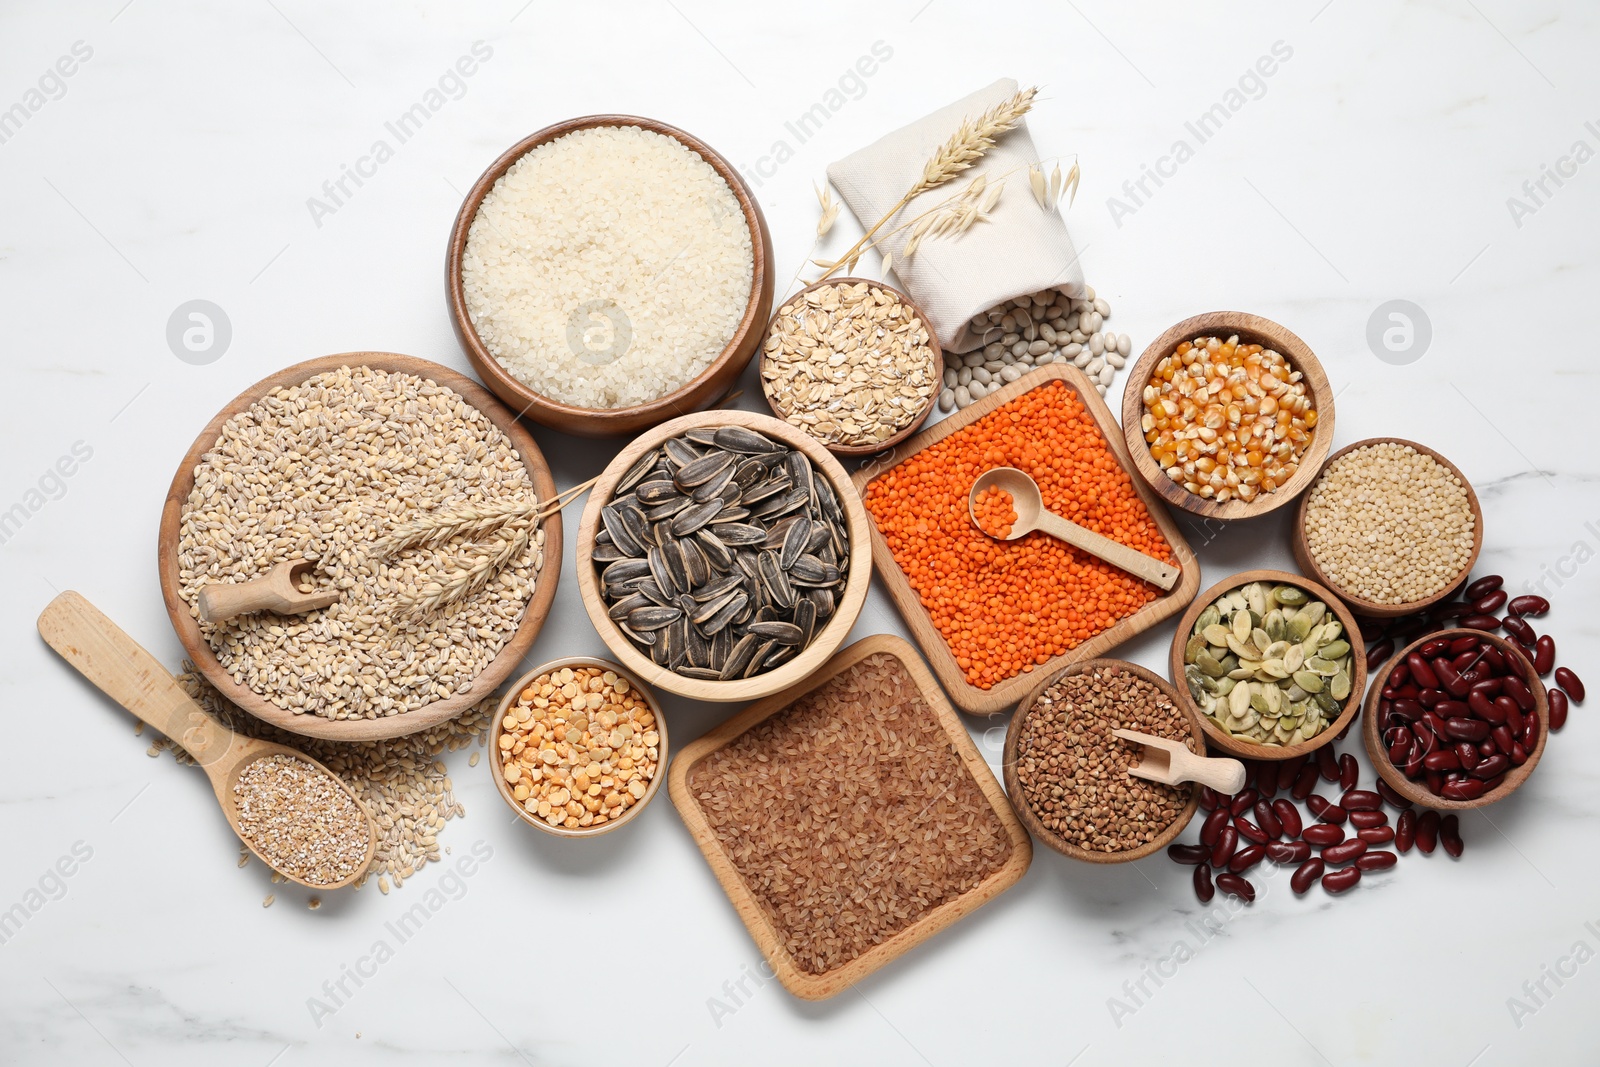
1185, 634, 1208, 663
1265, 611, 1286, 642
1283, 644, 1305, 673
1293, 670, 1324, 693
1231, 610, 1252, 641
1214, 677, 1237, 697
1226, 634, 1256, 659
1194, 605, 1221, 634
1203, 624, 1231, 647
1288, 615, 1312, 642
1273, 584, 1308, 606
1320, 639, 1351, 661
1196, 650, 1225, 678
1314, 690, 1339, 714
1306, 656, 1339, 676
1330, 670, 1351, 701
1229, 682, 1251, 718
1301, 601, 1327, 626
1261, 659, 1290, 679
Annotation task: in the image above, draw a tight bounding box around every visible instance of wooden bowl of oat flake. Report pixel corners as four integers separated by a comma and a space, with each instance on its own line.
158, 353, 562, 742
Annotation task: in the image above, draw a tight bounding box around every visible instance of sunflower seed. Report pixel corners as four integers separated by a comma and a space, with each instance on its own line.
714, 426, 782, 453
671, 499, 724, 537
697, 529, 734, 571
676, 451, 735, 488
616, 451, 659, 495
747, 620, 803, 645
684, 428, 721, 446
720, 633, 761, 678
635, 480, 680, 505
608, 592, 651, 621
691, 464, 737, 502
662, 438, 702, 467
712, 522, 767, 546
780, 516, 812, 570
602, 504, 644, 557
679, 666, 723, 680
700, 592, 748, 635
602, 558, 651, 585
628, 605, 681, 630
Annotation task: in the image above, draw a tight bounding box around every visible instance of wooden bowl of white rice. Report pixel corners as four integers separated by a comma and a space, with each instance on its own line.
447, 116, 774, 437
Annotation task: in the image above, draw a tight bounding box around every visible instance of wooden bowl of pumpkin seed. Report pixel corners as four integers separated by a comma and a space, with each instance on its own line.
1168, 569, 1366, 761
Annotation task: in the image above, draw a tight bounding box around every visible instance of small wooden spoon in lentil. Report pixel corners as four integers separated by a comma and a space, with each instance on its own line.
38, 591, 377, 889
968, 467, 1182, 590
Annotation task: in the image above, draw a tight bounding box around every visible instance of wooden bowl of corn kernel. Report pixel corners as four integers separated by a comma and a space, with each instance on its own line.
489, 657, 667, 838
1120, 311, 1336, 521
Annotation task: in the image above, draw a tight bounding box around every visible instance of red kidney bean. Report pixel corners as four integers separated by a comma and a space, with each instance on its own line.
1416, 810, 1440, 853
1255, 761, 1278, 799
1472, 590, 1508, 614
1168, 843, 1209, 864
1440, 814, 1464, 857
1449, 651, 1481, 675
1441, 779, 1487, 801
1322, 838, 1368, 864
1303, 823, 1344, 846
1359, 615, 1389, 640
1211, 826, 1238, 867
1292, 764, 1320, 800
1403, 739, 1427, 778
1267, 839, 1311, 864
1316, 746, 1339, 782
1357, 850, 1397, 871
1471, 751, 1509, 779
1200, 807, 1229, 847
1336, 754, 1357, 793
1229, 844, 1266, 873
1462, 615, 1503, 632
1502, 615, 1536, 643
1468, 690, 1500, 722
1194, 861, 1215, 902
1198, 786, 1220, 811
1407, 653, 1440, 690
1549, 689, 1569, 731
1291, 858, 1325, 894
1349, 810, 1388, 830
1375, 780, 1413, 810
1477, 738, 1496, 756
1456, 742, 1481, 771
1425, 769, 1445, 794
1416, 686, 1442, 707
1422, 711, 1449, 738
1447, 635, 1480, 656
1388, 662, 1411, 688
1230, 789, 1258, 816
1556, 667, 1585, 703
1322, 866, 1362, 893
1234, 817, 1270, 845
1253, 801, 1283, 839
1534, 636, 1556, 675
1395, 809, 1417, 852
1437, 661, 1473, 698
1216, 873, 1255, 902
1501, 674, 1535, 711
1508, 594, 1549, 616
1420, 638, 1451, 658
1390, 698, 1424, 723
1491, 724, 1515, 756
1367, 638, 1396, 671
1386, 735, 1409, 764
1272, 799, 1303, 838
1340, 789, 1382, 812
1424, 750, 1461, 771
1445, 718, 1491, 742
1511, 742, 1529, 766
1464, 574, 1503, 600
1277, 755, 1306, 793
1358, 826, 1395, 844
1432, 700, 1470, 720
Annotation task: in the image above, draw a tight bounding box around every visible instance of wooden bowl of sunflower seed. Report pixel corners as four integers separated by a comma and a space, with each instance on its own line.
575, 410, 873, 702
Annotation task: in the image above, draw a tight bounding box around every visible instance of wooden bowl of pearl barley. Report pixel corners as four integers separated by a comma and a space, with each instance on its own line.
446, 114, 775, 438
1291, 438, 1483, 619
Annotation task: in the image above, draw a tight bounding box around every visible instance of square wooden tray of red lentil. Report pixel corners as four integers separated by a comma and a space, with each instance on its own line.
667, 634, 1032, 1000
850, 363, 1200, 716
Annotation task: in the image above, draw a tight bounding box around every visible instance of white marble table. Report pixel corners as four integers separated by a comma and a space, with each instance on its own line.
4, 2, 1597, 1063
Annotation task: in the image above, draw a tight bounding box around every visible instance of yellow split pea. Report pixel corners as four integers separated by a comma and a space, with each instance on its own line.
499, 666, 659, 830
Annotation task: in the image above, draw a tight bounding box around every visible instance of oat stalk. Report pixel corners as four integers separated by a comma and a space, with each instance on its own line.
812, 86, 1037, 284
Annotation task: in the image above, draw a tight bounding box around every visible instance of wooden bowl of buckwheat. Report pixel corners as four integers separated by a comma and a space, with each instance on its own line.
758, 278, 941, 457
1002, 658, 1203, 863
490, 657, 667, 837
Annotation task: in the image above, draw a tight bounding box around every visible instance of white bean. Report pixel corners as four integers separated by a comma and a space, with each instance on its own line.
1000, 314, 1017, 332
1011, 340, 1029, 357
1002, 333, 1020, 346
1062, 343, 1083, 359
1084, 284, 1096, 301
1023, 323, 1038, 342
1086, 356, 1105, 375
939, 388, 956, 412
1106, 352, 1126, 369
1093, 297, 1109, 317
1028, 340, 1050, 356
972, 367, 993, 385
984, 343, 1005, 361
1097, 364, 1114, 385
1089, 333, 1105, 356
963, 351, 985, 368
955, 385, 972, 407
1035, 351, 1055, 365
985, 359, 1005, 372
968, 380, 989, 400
943, 368, 958, 388
1118, 333, 1131, 356
1000, 364, 1023, 382
1073, 349, 1093, 368
957, 367, 972, 386
1039, 323, 1057, 344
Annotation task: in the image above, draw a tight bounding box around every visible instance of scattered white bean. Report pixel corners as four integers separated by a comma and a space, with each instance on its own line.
939, 388, 955, 411
1117, 333, 1132, 356
943, 368, 958, 388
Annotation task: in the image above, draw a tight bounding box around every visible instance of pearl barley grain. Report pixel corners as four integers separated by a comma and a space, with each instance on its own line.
1302, 442, 1475, 605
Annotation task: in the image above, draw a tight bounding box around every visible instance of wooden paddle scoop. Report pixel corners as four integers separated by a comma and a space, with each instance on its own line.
968, 467, 1181, 591
38, 591, 376, 889
1113, 728, 1247, 794
197, 559, 339, 624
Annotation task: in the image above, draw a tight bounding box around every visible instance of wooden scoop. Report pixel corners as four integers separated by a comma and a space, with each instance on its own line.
1114, 728, 1247, 794
968, 467, 1181, 591
38, 591, 376, 890
197, 559, 340, 624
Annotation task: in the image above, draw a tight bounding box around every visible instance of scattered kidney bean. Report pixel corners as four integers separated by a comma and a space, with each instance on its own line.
1254, 801, 1283, 839
1549, 689, 1569, 731
1303, 823, 1344, 846
1322, 866, 1362, 893
1440, 814, 1464, 857
1277, 756, 1306, 793
1291, 858, 1325, 894
1358, 826, 1396, 844
1229, 844, 1266, 873
1292, 764, 1320, 800
1464, 575, 1503, 600
1349, 810, 1387, 830
1502, 615, 1536, 644
1267, 839, 1311, 864
1367, 638, 1396, 671
1322, 838, 1368, 865
1317, 746, 1339, 783
1462, 615, 1502, 631
1555, 667, 1585, 703
1234, 817, 1270, 845
1168, 843, 1208, 864
1376, 780, 1414, 810
1200, 806, 1229, 848
1508, 594, 1549, 617
1272, 798, 1302, 838
1415, 810, 1440, 853
1194, 862, 1214, 902
1199, 786, 1220, 811
1338, 753, 1359, 792
1211, 826, 1238, 867
1341, 789, 1382, 812
1396, 809, 1417, 852
1534, 636, 1556, 675
1472, 590, 1508, 614
1356, 851, 1397, 871
1215, 873, 1255, 902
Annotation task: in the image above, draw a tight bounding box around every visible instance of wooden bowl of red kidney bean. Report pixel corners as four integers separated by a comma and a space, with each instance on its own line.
1003, 659, 1204, 864
1363, 628, 1549, 810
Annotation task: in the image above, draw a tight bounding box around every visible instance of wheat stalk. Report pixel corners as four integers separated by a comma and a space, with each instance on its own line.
377, 499, 539, 556
397, 526, 534, 615
812, 86, 1038, 285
